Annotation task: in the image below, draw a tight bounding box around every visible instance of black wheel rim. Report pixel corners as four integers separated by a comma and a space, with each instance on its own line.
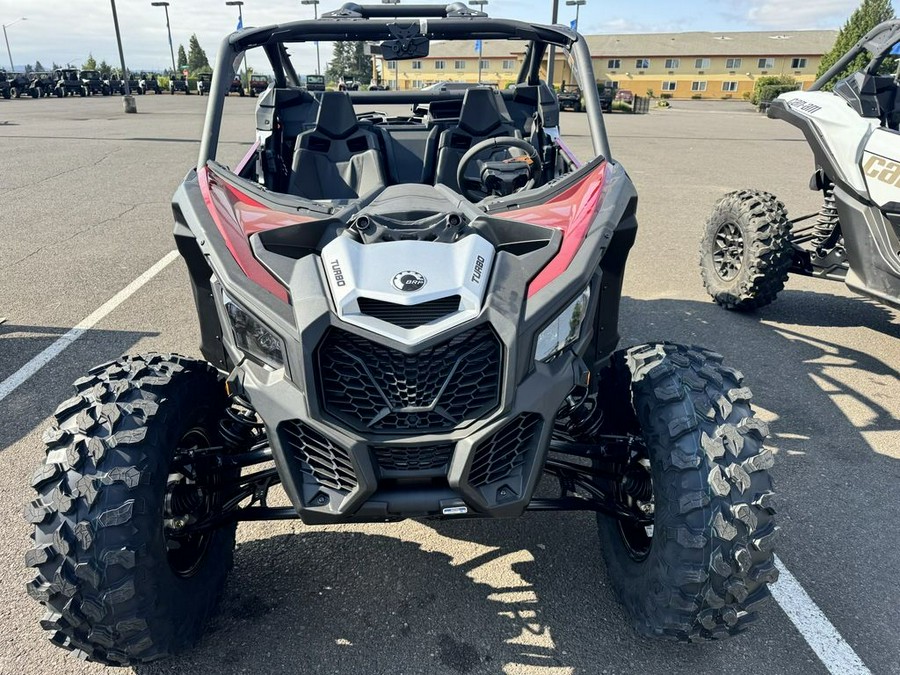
165, 427, 216, 578
615, 456, 655, 562
712, 221, 745, 281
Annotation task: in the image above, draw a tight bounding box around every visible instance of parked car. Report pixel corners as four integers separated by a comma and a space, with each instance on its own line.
54, 68, 84, 97
197, 73, 212, 96
6, 72, 31, 98
0, 71, 10, 99
557, 83, 583, 112
169, 74, 191, 94
139, 73, 162, 94
249, 74, 269, 95
128, 74, 142, 94
80, 70, 109, 96
598, 80, 618, 111
615, 89, 634, 104
298, 73, 326, 91
421, 81, 486, 92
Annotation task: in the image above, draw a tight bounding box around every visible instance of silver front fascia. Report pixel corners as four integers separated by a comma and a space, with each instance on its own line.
317, 235, 496, 345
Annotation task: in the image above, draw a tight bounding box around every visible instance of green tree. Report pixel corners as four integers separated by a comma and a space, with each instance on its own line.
34, 60, 45, 72
325, 41, 371, 85
187, 34, 210, 73
177, 44, 188, 69
816, 0, 895, 87
83, 53, 98, 71
98, 60, 111, 78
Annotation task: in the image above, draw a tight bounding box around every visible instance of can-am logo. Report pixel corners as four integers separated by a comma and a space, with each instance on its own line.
787, 98, 822, 115
392, 271, 426, 292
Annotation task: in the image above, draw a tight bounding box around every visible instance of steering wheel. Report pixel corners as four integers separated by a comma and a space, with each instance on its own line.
456, 136, 542, 202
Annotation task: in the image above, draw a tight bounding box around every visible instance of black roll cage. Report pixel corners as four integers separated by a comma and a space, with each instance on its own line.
197, 2, 611, 167
811, 19, 900, 91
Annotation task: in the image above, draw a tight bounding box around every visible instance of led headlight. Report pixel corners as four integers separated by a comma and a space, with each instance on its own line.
534, 287, 591, 362
222, 293, 285, 369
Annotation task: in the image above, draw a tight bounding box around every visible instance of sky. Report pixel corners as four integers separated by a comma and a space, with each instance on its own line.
0, 0, 886, 72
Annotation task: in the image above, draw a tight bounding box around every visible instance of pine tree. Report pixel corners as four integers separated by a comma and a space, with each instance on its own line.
98, 60, 111, 78
177, 44, 188, 70
326, 41, 372, 85
34, 60, 45, 72
83, 53, 98, 71
816, 0, 895, 87
187, 34, 210, 73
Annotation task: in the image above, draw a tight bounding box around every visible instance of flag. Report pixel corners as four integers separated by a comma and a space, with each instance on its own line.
474, 39, 482, 53
236, 16, 243, 30
891, 41, 900, 55
570, 19, 577, 30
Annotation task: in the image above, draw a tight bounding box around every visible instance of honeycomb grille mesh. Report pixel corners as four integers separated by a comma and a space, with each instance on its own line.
317, 325, 502, 433
280, 420, 357, 493
372, 444, 455, 472
469, 413, 543, 488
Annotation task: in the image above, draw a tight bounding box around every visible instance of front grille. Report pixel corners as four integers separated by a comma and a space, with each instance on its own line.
280, 420, 357, 493
317, 324, 502, 433
373, 444, 455, 472
469, 413, 543, 488
357, 295, 461, 329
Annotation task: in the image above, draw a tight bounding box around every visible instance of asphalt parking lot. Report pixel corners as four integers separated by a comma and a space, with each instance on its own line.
0, 94, 897, 675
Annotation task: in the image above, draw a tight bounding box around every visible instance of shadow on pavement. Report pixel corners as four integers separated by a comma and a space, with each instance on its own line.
0, 324, 155, 454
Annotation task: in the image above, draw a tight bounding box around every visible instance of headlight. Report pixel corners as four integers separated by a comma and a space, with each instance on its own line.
222, 293, 285, 369
534, 287, 591, 362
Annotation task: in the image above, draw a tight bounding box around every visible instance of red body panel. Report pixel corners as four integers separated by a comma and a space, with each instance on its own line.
495, 162, 607, 297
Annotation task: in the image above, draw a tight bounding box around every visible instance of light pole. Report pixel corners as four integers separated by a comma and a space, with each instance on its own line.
301, 0, 321, 76
470, 0, 487, 84
225, 1, 248, 92
566, 0, 585, 31
547, 0, 559, 88
109, 0, 136, 112
2, 17, 26, 72
382, 0, 400, 89
150, 2, 177, 75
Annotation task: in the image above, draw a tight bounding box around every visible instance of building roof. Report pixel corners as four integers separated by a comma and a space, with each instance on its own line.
583, 30, 837, 57
415, 30, 838, 60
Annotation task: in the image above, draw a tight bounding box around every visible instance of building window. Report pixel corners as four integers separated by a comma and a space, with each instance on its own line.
758, 58, 775, 69
694, 58, 710, 69
387, 61, 396, 70
411, 60, 422, 70
662, 81, 677, 91
791, 57, 808, 69
607, 59, 621, 69
726, 58, 742, 69
454, 60, 466, 69
691, 81, 707, 92
722, 81, 738, 92
635, 58, 650, 69
502, 59, 514, 70
480, 59, 490, 69
435, 60, 446, 70
412, 80, 424, 89
665, 58, 680, 69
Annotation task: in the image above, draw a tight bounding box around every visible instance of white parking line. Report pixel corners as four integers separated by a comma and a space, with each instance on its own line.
772, 555, 872, 675
0, 250, 178, 404
0, 249, 876, 675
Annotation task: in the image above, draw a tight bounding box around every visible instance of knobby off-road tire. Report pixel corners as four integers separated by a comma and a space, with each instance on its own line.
595, 343, 778, 640
700, 190, 794, 311
25, 354, 236, 665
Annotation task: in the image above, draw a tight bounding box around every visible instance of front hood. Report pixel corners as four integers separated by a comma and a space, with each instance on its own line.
319, 235, 495, 345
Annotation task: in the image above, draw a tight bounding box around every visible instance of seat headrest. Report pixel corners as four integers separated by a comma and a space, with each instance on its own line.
458, 88, 511, 136
314, 91, 360, 139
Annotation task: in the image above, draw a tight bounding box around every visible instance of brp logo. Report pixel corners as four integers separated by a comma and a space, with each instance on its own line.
392, 270, 427, 292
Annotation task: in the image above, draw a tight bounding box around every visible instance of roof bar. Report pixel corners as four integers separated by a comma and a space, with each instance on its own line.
322, 2, 487, 19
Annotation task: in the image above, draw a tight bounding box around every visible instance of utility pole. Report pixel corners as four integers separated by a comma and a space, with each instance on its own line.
566, 0, 585, 31
301, 0, 321, 76
151, 2, 177, 75
547, 0, 559, 88
109, 0, 136, 112
470, 0, 488, 84
2, 17, 26, 72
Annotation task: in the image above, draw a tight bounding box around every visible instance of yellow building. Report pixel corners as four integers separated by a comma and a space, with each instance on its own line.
379, 29, 837, 99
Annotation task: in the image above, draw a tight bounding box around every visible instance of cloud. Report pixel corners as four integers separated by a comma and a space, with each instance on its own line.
739, 0, 859, 29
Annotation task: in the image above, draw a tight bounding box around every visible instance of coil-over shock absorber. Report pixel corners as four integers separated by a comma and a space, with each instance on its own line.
219, 396, 265, 451
811, 181, 842, 256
